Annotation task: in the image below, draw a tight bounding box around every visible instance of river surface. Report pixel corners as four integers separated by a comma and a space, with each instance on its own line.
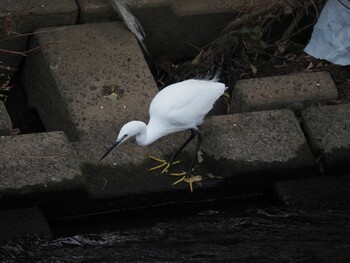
1, 197, 350, 262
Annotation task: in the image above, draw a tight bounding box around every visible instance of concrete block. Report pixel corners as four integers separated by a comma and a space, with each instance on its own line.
302, 104, 350, 174
231, 71, 339, 114
76, 0, 118, 23
274, 175, 350, 210
0, 207, 52, 240
22, 22, 165, 163
22, 21, 201, 200
0, 100, 12, 135
200, 109, 315, 194
0, 0, 78, 86
0, 131, 84, 198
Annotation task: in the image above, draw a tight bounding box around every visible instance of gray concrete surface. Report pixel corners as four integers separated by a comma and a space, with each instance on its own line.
302, 104, 350, 174
231, 71, 338, 114
200, 109, 315, 193
0, 100, 11, 135
22, 22, 176, 165
0, 131, 84, 198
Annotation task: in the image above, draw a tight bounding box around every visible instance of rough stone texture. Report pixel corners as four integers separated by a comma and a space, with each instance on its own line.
0, 100, 12, 135
77, 0, 238, 61
0, 0, 78, 86
231, 71, 338, 114
0, 207, 52, 240
302, 104, 350, 174
21, 21, 202, 200
22, 22, 163, 160
76, 0, 119, 23
200, 109, 315, 194
0, 131, 84, 198
274, 175, 350, 210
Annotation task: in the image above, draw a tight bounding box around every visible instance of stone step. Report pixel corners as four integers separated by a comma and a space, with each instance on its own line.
230, 71, 338, 114
0, 100, 12, 136
83, 109, 315, 200
200, 109, 315, 195
301, 103, 350, 174
22, 22, 172, 160
274, 175, 350, 210
0, 207, 52, 241
21, 22, 189, 199
0, 131, 84, 200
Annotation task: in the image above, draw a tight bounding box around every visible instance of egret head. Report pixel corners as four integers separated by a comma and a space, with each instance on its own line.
99, 121, 146, 162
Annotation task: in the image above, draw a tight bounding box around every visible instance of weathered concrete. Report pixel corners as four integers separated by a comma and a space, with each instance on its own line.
76, 0, 118, 23
82, 110, 316, 200
0, 207, 52, 240
302, 104, 350, 174
0, 0, 78, 86
231, 71, 338, 114
77, 0, 238, 61
22, 22, 165, 161
0, 131, 84, 198
0, 100, 11, 135
199, 109, 315, 194
274, 175, 350, 210
21, 21, 192, 200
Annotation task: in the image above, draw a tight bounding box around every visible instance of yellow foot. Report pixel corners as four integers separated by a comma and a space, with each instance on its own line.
148, 156, 180, 174
172, 174, 202, 193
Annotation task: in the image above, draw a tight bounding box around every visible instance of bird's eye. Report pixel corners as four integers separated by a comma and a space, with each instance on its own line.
123, 134, 128, 138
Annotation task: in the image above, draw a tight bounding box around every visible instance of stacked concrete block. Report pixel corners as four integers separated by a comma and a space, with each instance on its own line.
231, 71, 339, 114
302, 104, 350, 174
0, 131, 84, 199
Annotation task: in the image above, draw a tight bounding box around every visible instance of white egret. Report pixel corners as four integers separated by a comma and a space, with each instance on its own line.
99, 77, 228, 192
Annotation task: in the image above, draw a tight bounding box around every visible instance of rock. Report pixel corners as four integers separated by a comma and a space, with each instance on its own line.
200, 109, 315, 195
22, 22, 164, 163
0, 131, 84, 199
301, 103, 350, 174
231, 71, 338, 113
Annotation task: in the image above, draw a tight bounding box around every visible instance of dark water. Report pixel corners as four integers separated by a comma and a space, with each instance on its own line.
1, 198, 350, 263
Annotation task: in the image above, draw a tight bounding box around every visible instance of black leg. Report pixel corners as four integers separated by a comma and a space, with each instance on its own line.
187, 130, 202, 174
168, 129, 196, 165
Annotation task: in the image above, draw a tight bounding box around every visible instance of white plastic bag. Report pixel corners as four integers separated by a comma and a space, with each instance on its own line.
304, 0, 350, 66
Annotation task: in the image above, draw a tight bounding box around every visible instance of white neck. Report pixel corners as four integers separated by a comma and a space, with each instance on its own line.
135, 119, 169, 146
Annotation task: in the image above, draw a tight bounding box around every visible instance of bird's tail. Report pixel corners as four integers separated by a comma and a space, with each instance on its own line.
211, 69, 222, 82
197, 68, 222, 82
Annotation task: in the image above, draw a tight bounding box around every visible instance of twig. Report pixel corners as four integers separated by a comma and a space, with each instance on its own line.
0, 27, 66, 44
0, 41, 61, 56
24, 41, 62, 55
0, 48, 27, 56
